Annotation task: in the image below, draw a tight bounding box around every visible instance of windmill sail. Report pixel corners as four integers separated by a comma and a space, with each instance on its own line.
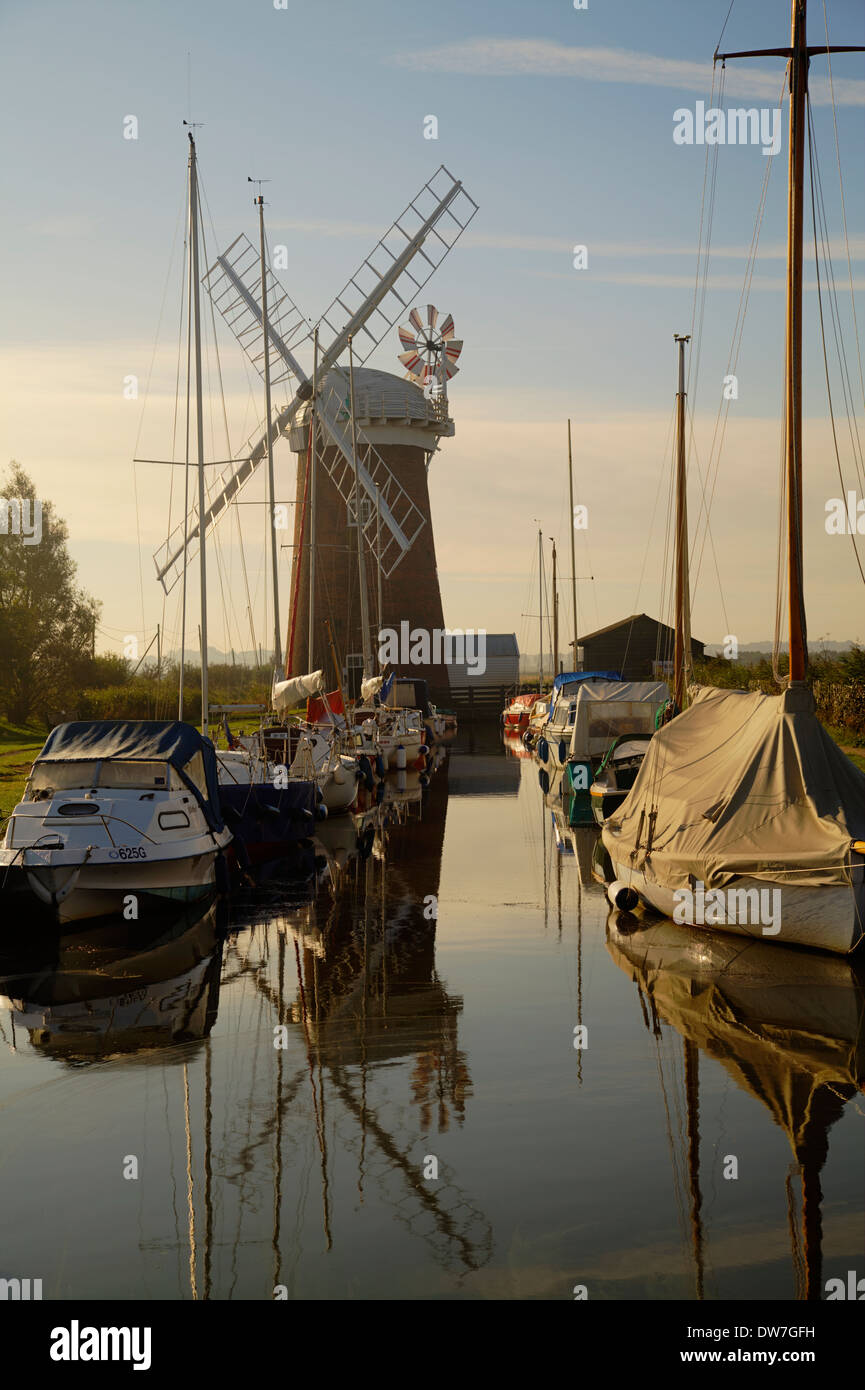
153, 166, 477, 593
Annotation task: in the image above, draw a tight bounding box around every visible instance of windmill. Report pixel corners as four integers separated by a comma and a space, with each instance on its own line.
397, 305, 462, 390
152, 167, 478, 609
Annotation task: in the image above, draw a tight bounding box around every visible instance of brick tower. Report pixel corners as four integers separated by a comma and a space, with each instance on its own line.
285, 367, 453, 701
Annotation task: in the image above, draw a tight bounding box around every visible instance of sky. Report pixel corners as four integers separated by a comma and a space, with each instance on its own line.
1, 0, 864, 665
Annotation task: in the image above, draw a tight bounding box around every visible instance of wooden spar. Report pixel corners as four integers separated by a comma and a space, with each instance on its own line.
567, 421, 578, 664
715, 0, 865, 686
325, 618, 348, 719
256, 193, 282, 672
786, 0, 808, 683
347, 337, 373, 679
188, 134, 208, 739
308, 326, 319, 673
537, 528, 544, 694
673, 334, 691, 709
551, 538, 559, 677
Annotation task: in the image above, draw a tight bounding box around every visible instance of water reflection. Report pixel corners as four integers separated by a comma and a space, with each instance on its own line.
606, 913, 865, 1300
0, 901, 223, 1063
0, 753, 492, 1295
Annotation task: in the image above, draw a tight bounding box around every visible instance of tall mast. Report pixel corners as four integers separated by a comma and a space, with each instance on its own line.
348, 337, 372, 679
308, 326, 319, 672
786, 0, 808, 684
551, 538, 559, 677
256, 192, 283, 672
538, 528, 544, 694
715, 1, 865, 686
375, 485, 383, 660
567, 420, 579, 668
673, 334, 691, 709
188, 133, 208, 738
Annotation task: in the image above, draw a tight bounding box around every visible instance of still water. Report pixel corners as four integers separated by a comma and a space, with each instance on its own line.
1, 728, 862, 1300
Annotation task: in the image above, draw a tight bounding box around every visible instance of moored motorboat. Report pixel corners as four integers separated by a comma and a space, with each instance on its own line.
0, 720, 233, 927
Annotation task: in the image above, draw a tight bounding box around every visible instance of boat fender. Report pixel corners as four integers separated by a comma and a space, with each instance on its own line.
316, 803, 329, 820
395, 744, 407, 771
418, 744, 429, 758
538, 737, 549, 764
375, 780, 386, 803
419, 773, 430, 787
358, 755, 375, 791
538, 768, 550, 795
375, 754, 386, 778
607, 880, 639, 911
558, 740, 567, 765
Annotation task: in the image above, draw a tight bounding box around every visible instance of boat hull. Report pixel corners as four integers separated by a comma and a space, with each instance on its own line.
0, 853, 221, 928
607, 857, 864, 955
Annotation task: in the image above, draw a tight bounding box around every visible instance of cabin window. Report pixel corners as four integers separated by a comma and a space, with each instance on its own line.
158, 810, 190, 831
27, 761, 101, 797
98, 760, 171, 790
181, 751, 209, 798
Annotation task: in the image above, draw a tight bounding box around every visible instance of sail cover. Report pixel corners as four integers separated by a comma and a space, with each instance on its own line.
602, 684, 865, 892
272, 670, 323, 712
566, 680, 669, 759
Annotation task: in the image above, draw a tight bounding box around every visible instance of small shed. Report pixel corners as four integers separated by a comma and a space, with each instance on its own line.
573, 614, 704, 682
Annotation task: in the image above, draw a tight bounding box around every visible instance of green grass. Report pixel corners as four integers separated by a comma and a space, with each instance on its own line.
0, 721, 46, 829
823, 723, 865, 772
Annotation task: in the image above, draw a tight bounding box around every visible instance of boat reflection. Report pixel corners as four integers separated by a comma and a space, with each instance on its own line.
606, 913, 865, 1299
0, 899, 224, 1062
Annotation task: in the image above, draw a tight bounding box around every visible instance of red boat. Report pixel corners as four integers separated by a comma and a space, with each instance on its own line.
501, 692, 541, 733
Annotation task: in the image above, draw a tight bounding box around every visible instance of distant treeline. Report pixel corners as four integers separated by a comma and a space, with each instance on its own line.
73, 661, 273, 726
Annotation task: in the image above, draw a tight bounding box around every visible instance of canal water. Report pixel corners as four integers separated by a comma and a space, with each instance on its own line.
1, 728, 862, 1300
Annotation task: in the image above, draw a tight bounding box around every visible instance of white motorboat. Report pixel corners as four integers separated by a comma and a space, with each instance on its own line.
0, 720, 233, 926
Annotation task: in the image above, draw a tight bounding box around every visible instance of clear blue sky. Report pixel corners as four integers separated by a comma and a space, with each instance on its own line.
2, 0, 863, 658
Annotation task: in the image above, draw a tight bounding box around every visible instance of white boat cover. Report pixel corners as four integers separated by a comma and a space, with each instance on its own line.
360, 675, 384, 701
602, 683, 865, 891
272, 670, 323, 713
566, 680, 669, 758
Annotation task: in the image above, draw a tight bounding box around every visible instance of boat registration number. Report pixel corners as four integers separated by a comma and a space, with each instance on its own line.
109, 847, 148, 860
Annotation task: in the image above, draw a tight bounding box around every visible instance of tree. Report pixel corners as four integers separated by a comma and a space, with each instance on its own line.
0, 462, 101, 725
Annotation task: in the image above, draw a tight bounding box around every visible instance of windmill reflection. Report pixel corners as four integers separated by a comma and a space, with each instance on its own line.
607, 913, 865, 1300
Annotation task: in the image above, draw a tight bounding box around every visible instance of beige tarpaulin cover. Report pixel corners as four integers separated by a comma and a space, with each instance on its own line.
602, 683, 865, 890
566, 680, 669, 759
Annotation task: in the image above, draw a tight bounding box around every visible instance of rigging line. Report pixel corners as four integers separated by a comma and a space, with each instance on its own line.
822, 0, 865, 415
688, 63, 725, 401
809, 100, 865, 488
684, 401, 731, 639
715, 0, 736, 58
689, 70, 783, 605
807, 98, 865, 590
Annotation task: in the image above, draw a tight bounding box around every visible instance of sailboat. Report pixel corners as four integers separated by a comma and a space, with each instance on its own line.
602, 1, 865, 954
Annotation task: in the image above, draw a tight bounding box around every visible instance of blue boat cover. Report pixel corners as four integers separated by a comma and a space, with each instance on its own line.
550, 671, 622, 699
37, 721, 224, 831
